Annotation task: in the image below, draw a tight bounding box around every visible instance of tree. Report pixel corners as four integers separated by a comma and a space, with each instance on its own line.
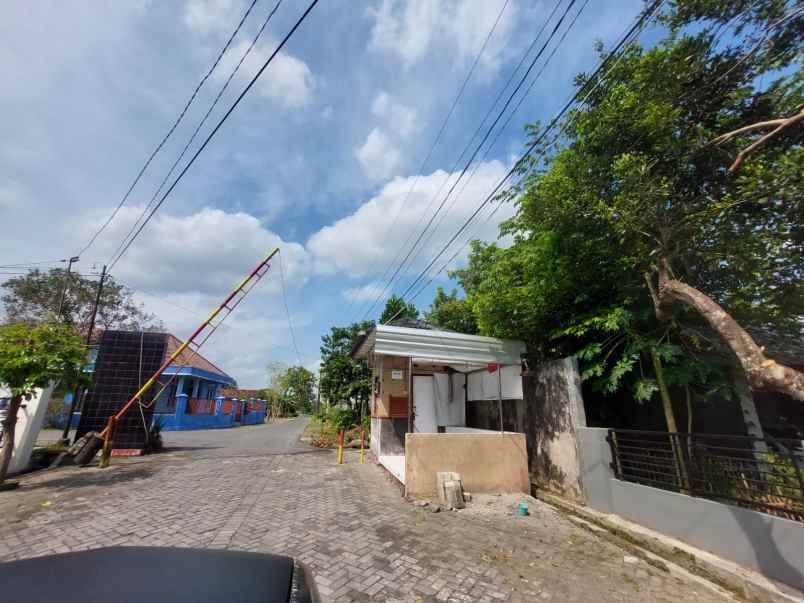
425, 287, 478, 334
513, 0, 802, 400
454, 0, 803, 430
277, 366, 317, 415
379, 295, 418, 325
264, 363, 316, 416
319, 321, 373, 410
0, 323, 88, 484
2, 268, 163, 337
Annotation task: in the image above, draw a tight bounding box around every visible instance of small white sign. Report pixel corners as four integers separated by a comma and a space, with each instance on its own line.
391, 369, 404, 380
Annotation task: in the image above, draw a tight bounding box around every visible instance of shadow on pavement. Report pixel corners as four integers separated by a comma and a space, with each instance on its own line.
17, 466, 155, 492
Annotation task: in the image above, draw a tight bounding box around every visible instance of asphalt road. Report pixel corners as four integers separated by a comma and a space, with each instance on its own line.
160, 415, 311, 459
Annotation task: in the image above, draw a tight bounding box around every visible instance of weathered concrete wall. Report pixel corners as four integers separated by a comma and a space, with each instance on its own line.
465, 399, 526, 433
371, 417, 408, 456
578, 427, 804, 591
524, 357, 587, 502
404, 433, 529, 498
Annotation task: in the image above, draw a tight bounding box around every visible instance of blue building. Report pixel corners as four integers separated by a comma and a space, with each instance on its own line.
71, 332, 266, 443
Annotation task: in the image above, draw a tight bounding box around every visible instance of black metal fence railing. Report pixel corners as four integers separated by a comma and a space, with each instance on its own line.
606, 429, 804, 523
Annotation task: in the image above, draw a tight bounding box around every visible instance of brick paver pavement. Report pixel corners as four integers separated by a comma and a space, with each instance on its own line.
0, 421, 731, 602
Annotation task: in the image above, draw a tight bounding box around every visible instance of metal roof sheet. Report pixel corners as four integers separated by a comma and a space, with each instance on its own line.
353, 324, 526, 365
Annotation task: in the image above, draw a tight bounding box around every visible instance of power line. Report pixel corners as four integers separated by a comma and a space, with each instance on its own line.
77, 0, 263, 257
352, 0, 566, 325
107, 0, 321, 272
340, 0, 513, 323
361, 0, 579, 322
393, 0, 666, 313
108, 0, 285, 267
0, 258, 68, 268
400, 0, 591, 287
278, 250, 303, 365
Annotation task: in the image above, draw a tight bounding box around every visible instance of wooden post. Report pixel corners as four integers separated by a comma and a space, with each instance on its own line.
497, 365, 504, 433
359, 426, 365, 464
407, 356, 414, 433
99, 416, 116, 469
337, 429, 345, 465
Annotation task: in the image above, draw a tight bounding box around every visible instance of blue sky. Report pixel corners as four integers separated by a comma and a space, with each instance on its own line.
0, 0, 654, 387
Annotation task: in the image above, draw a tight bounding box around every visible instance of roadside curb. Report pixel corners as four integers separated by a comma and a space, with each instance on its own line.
535, 490, 804, 603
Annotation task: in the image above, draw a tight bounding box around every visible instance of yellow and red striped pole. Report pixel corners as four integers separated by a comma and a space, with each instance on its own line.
98, 248, 279, 448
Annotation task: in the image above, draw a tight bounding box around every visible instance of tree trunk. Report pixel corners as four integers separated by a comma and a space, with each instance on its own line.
651, 349, 679, 433
0, 394, 23, 485
648, 257, 804, 401
651, 349, 689, 492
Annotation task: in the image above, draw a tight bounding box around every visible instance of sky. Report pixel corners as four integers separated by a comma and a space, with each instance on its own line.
0, 0, 652, 388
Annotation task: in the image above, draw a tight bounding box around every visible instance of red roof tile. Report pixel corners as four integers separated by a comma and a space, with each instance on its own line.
219, 387, 263, 399
164, 334, 233, 381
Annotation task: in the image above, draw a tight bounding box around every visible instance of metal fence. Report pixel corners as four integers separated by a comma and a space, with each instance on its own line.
607, 429, 804, 522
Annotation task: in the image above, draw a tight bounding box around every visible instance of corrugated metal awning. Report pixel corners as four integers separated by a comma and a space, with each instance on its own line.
352, 325, 526, 366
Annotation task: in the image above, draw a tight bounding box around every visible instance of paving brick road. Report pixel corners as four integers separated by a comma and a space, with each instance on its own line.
0, 418, 731, 602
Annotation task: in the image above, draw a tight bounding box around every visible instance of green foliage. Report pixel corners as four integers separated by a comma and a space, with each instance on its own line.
264, 363, 316, 415
0, 323, 89, 398
379, 295, 419, 324
1, 269, 163, 337
318, 321, 373, 407
453, 0, 802, 406
425, 287, 478, 334
329, 406, 359, 430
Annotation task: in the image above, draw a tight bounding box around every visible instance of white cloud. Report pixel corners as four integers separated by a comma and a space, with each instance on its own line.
342, 281, 386, 302
216, 39, 315, 108
73, 206, 311, 296
184, 0, 241, 36
355, 128, 402, 183
354, 92, 418, 182
368, 0, 517, 75
307, 160, 512, 277
371, 91, 418, 138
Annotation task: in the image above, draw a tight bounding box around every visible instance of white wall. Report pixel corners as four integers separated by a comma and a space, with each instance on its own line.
578, 427, 804, 591
467, 365, 523, 401
5, 384, 55, 475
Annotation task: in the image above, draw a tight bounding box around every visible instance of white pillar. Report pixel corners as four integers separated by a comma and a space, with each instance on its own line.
8, 383, 56, 475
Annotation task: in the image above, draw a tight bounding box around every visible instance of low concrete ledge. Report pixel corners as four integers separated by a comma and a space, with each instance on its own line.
536, 489, 804, 603
404, 432, 528, 498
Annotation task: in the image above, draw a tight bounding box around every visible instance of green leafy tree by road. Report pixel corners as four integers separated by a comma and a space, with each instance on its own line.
0, 323, 88, 484
1, 269, 163, 337
456, 0, 803, 427
319, 321, 373, 411
379, 295, 419, 325
425, 287, 478, 334
263, 363, 317, 416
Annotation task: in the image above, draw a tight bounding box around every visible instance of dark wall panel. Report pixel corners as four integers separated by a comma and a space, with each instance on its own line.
77, 331, 166, 449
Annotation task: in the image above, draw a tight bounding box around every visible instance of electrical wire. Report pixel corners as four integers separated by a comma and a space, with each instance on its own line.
106, 0, 321, 272
77, 0, 263, 257
340, 0, 513, 322
0, 259, 68, 268
400, 0, 591, 289
361, 0, 579, 322
352, 0, 566, 325
107, 0, 285, 267
392, 0, 666, 315
278, 250, 303, 365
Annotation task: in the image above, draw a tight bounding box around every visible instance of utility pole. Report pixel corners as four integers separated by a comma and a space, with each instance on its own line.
61, 264, 106, 442
56, 255, 80, 321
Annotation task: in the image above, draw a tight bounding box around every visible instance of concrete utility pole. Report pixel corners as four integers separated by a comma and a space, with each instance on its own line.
61, 264, 106, 443
56, 255, 80, 321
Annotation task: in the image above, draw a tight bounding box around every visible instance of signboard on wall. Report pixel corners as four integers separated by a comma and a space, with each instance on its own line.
391, 369, 404, 380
